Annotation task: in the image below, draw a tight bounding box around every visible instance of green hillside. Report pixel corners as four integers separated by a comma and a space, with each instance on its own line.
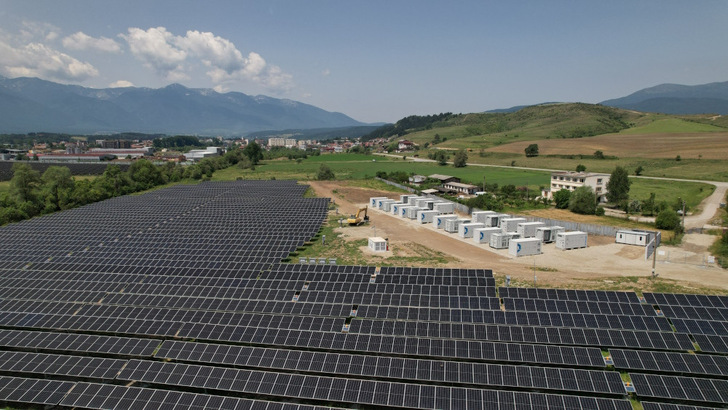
397, 103, 641, 150
378, 103, 728, 151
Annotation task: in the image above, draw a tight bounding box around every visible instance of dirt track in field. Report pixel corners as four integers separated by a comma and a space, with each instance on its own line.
308, 181, 728, 292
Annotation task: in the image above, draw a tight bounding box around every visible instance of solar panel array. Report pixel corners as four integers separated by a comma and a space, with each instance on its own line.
0, 179, 726, 409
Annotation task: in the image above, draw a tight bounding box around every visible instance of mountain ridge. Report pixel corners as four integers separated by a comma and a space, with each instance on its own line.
600, 81, 728, 114
0, 76, 364, 135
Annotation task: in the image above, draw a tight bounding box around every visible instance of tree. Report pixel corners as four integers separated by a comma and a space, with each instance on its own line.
675, 155, 681, 161
568, 186, 597, 215
432, 134, 441, 144
641, 192, 656, 216
524, 144, 539, 157
594, 150, 605, 159
453, 150, 468, 167
575, 164, 586, 172
9, 163, 41, 203
655, 208, 681, 230
128, 159, 165, 190
431, 150, 448, 166
606, 166, 631, 205
635, 165, 644, 176
316, 164, 335, 180
243, 141, 263, 165
40, 166, 74, 212
553, 189, 571, 209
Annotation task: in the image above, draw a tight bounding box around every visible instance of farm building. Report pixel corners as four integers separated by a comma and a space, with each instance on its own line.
543, 171, 611, 203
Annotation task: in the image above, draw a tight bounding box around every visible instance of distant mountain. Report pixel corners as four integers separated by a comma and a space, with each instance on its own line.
484, 102, 560, 113
601, 81, 728, 115
0, 76, 364, 135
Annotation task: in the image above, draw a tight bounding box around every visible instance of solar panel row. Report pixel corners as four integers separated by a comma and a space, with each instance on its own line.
155, 340, 623, 394
610, 349, 728, 376
499, 287, 640, 303
0, 329, 159, 356
630, 373, 728, 405
505, 297, 657, 316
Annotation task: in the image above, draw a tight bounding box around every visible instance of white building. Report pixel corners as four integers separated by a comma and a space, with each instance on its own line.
544, 171, 610, 202
268, 138, 286, 147
185, 147, 221, 161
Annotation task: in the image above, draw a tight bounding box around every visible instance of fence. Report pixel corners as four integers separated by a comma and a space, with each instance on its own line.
374, 177, 417, 193
656, 250, 726, 269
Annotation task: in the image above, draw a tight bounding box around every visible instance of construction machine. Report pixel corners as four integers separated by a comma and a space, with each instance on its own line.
347, 206, 369, 226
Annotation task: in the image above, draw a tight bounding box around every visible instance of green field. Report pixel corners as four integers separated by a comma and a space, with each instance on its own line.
218, 154, 551, 189
619, 117, 726, 134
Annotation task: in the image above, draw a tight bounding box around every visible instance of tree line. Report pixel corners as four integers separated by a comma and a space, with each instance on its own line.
0, 144, 264, 226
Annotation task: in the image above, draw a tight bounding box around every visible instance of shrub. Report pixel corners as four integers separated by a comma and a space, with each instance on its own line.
316, 164, 335, 180
568, 186, 597, 215
655, 209, 681, 230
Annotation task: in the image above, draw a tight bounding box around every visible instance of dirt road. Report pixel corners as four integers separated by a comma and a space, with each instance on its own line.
308, 180, 728, 291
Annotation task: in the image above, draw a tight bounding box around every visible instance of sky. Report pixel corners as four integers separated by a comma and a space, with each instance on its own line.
0, 1, 726, 124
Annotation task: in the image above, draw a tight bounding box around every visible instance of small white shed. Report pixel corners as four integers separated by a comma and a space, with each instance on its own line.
368, 237, 387, 252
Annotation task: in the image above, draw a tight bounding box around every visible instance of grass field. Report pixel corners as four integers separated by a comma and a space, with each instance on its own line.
222, 154, 552, 189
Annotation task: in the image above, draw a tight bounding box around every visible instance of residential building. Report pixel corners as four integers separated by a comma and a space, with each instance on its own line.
398, 140, 415, 151
544, 171, 611, 202
443, 181, 478, 195
408, 175, 427, 185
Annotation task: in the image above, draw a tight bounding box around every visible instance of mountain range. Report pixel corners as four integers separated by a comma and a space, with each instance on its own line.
0, 76, 363, 136
600, 81, 728, 114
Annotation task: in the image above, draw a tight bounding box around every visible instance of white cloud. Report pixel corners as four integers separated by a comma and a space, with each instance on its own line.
121, 26, 293, 91
19, 20, 61, 43
322, 68, 330, 76
0, 40, 98, 82
121, 27, 188, 80
63, 32, 121, 53
109, 80, 134, 88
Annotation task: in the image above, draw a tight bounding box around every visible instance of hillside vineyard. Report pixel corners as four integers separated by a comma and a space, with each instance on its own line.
0, 180, 726, 409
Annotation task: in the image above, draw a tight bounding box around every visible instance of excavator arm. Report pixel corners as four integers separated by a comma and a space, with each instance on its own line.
347, 206, 369, 226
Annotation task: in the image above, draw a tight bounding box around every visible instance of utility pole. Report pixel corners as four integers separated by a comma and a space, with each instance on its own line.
681, 200, 686, 231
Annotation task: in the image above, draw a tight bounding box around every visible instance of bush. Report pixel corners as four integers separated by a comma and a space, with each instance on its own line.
553, 189, 571, 209
316, 164, 335, 180
655, 209, 681, 230
568, 186, 597, 215
595, 206, 605, 216
525, 144, 539, 157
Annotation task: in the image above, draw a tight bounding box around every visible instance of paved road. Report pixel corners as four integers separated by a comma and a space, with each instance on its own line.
374, 153, 728, 229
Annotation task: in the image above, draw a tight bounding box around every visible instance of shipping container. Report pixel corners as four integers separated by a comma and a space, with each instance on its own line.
556, 231, 588, 250
418, 210, 440, 224
434, 202, 455, 213
490, 232, 512, 249
370, 197, 388, 207
484, 213, 510, 227
516, 221, 546, 238
536, 226, 565, 243
377, 198, 395, 210
459, 223, 485, 238
471, 211, 498, 224
368, 237, 387, 252
406, 206, 426, 219
501, 217, 527, 233
415, 198, 434, 209
509, 238, 543, 257
615, 230, 652, 246
445, 218, 470, 233
436, 214, 458, 229
474, 227, 502, 244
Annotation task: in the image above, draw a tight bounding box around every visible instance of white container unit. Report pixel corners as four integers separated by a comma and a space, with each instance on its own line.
399, 206, 417, 218
471, 211, 498, 224
415, 198, 434, 209
436, 214, 458, 229
490, 232, 512, 249
418, 210, 440, 224
484, 213, 510, 228
501, 217, 526, 233
509, 238, 543, 257
434, 202, 455, 214
377, 198, 395, 210
556, 231, 588, 250
445, 218, 470, 233
392, 203, 404, 215
536, 226, 564, 243
516, 222, 546, 238
370, 197, 388, 208
400, 194, 418, 204
381, 201, 402, 213
368, 237, 387, 252
615, 230, 651, 246
459, 223, 485, 238
406, 207, 425, 219
474, 227, 502, 244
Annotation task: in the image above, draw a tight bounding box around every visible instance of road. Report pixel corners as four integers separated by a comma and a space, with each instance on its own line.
374, 153, 727, 229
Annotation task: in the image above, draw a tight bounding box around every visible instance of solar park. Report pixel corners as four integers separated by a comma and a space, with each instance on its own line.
0, 179, 726, 409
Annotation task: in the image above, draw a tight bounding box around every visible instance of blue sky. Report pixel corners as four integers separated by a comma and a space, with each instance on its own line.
1, 1, 726, 123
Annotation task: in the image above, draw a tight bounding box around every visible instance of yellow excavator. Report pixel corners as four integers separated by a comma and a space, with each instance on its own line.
347, 206, 369, 226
